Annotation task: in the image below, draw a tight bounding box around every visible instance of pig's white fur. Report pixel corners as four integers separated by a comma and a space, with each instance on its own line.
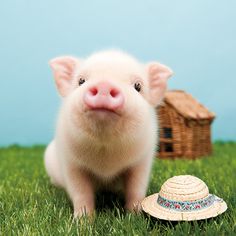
44, 50, 171, 217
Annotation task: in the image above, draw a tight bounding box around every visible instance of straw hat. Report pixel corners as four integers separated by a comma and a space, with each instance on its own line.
142, 175, 227, 221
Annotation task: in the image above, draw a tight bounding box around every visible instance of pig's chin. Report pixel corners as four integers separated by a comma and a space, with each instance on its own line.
76, 107, 124, 140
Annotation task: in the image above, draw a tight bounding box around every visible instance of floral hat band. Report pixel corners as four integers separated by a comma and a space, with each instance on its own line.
157, 194, 223, 212
142, 175, 227, 221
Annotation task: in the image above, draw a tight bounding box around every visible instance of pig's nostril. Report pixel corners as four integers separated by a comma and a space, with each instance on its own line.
84, 83, 124, 110
110, 88, 119, 98
90, 87, 98, 96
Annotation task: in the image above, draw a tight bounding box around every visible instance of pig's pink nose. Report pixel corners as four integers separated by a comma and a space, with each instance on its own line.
84, 82, 124, 111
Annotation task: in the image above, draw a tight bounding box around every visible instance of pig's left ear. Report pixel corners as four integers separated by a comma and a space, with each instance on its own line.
49, 56, 79, 97
146, 62, 173, 107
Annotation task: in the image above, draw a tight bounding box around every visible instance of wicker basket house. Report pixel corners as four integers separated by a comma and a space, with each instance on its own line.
157, 90, 215, 159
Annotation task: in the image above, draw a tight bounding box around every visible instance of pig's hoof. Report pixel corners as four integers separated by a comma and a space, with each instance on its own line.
73, 214, 95, 225
125, 201, 142, 213
73, 208, 95, 220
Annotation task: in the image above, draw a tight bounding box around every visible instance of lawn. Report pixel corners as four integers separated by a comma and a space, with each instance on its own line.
0, 142, 236, 235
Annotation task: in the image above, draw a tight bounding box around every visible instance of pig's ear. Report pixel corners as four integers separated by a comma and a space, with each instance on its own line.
147, 62, 173, 107
49, 56, 79, 96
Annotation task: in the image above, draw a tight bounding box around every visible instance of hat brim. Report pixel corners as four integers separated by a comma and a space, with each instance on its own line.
141, 193, 227, 221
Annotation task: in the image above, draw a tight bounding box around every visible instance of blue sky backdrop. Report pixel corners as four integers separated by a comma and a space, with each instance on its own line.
0, 0, 235, 145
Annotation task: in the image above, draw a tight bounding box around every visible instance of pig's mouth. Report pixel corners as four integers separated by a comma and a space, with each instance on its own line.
86, 107, 121, 117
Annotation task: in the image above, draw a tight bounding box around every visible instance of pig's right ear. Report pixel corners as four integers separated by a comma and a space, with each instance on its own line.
49, 56, 79, 97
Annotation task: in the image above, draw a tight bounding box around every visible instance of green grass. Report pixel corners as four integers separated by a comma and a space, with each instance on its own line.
0, 142, 236, 235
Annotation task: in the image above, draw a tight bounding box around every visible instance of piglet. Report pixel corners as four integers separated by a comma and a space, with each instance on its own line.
44, 50, 173, 218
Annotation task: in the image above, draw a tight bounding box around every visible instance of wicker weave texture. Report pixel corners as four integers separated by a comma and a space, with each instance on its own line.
157, 90, 215, 159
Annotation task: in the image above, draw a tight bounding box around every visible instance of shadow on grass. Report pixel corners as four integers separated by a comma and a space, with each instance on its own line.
95, 190, 125, 214
142, 211, 229, 234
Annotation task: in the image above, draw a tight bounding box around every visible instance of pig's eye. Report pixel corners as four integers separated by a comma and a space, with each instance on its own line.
134, 82, 141, 92
78, 78, 85, 86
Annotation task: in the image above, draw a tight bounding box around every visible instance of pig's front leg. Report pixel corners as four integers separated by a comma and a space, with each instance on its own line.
63, 163, 95, 218
124, 156, 153, 212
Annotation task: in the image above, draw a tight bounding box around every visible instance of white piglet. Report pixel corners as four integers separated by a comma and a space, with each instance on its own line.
44, 50, 173, 218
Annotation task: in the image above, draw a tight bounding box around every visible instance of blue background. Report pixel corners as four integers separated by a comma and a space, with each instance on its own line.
0, 0, 235, 146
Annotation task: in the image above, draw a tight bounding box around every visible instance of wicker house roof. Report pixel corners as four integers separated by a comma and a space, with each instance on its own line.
163, 90, 215, 120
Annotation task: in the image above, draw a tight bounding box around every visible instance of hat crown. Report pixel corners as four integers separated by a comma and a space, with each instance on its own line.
159, 175, 209, 201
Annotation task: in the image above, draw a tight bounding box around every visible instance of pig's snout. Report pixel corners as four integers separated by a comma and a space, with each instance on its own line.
84, 82, 124, 112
